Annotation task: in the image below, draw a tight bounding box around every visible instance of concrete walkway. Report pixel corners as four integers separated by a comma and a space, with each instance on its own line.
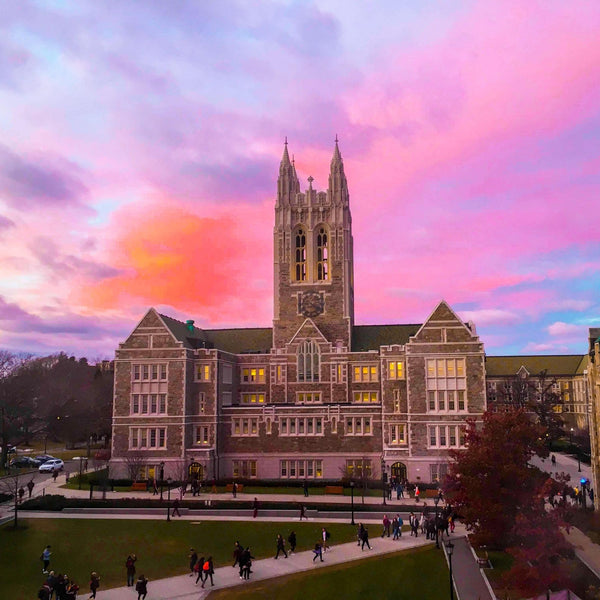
446, 536, 494, 600
564, 526, 600, 580
76, 531, 437, 599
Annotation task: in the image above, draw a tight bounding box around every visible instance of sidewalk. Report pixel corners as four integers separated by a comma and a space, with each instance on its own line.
77, 531, 435, 599
1, 473, 498, 600
564, 526, 600, 580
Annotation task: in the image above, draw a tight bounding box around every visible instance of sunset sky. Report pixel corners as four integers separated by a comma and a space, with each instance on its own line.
1, 1, 599, 359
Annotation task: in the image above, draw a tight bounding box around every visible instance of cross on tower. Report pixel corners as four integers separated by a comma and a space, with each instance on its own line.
307, 175, 314, 189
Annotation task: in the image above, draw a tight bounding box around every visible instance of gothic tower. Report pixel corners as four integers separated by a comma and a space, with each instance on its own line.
273, 138, 355, 349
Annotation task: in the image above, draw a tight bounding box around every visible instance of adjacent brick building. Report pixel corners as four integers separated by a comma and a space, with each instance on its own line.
109, 141, 490, 483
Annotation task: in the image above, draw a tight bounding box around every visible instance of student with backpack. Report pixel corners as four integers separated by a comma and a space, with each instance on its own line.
194, 555, 205, 585
200, 556, 214, 588
322, 527, 331, 551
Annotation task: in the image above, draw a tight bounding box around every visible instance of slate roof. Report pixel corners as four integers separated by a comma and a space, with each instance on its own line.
485, 355, 587, 377
158, 313, 422, 354
352, 324, 422, 351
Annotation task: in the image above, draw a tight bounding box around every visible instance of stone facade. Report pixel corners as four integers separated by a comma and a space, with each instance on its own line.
109, 141, 487, 484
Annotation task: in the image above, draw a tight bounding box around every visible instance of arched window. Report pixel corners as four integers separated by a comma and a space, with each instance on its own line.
297, 340, 320, 382
316, 227, 328, 281
294, 228, 306, 281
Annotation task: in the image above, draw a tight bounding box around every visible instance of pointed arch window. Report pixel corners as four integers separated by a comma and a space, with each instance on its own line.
316, 227, 328, 281
297, 340, 320, 382
294, 228, 307, 281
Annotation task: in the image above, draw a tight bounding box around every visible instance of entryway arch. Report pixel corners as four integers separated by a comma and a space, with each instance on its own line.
390, 462, 407, 481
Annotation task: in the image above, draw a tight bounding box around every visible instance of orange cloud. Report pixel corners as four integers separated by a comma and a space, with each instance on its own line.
79, 200, 272, 323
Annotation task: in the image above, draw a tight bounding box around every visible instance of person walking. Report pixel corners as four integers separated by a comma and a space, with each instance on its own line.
135, 574, 148, 600
411, 515, 420, 537
299, 504, 307, 520
288, 530, 297, 554
125, 554, 137, 586
321, 527, 331, 552
171, 497, 181, 517
41, 545, 52, 573
303, 480, 309, 497
189, 548, 198, 576
392, 515, 399, 539
232, 542, 243, 568
414, 485, 420, 502
200, 556, 214, 588
88, 571, 100, 599
194, 555, 205, 585
240, 547, 254, 580
382, 514, 391, 537
152, 479, 158, 495
252, 497, 259, 518
312, 542, 323, 562
27, 478, 34, 498
357, 523, 365, 546
232, 482, 238, 498
274, 534, 288, 559
360, 526, 371, 550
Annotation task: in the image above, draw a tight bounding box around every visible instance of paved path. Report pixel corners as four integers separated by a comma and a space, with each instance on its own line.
77, 533, 435, 599
564, 526, 600, 580
531, 452, 591, 486
446, 536, 494, 600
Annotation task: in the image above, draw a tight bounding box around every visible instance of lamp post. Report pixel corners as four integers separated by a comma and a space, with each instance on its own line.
380, 455, 386, 506
78, 456, 84, 490
570, 427, 574, 448
160, 462, 165, 502
446, 540, 455, 600
434, 496, 440, 549
166, 477, 172, 522
350, 480, 355, 525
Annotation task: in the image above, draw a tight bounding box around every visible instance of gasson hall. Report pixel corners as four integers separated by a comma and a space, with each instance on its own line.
110, 140, 585, 485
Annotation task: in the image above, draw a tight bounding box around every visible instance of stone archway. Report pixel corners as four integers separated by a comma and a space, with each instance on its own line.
391, 461, 407, 482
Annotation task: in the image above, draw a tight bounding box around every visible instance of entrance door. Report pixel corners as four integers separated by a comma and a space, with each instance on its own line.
391, 462, 407, 482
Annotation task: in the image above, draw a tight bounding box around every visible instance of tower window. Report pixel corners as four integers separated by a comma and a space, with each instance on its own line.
297, 340, 320, 382
316, 227, 328, 281
294, 228, 306, 281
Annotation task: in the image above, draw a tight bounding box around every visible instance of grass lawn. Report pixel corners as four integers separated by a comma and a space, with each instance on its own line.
208, 545, 448, 600
0, 519, 357, 598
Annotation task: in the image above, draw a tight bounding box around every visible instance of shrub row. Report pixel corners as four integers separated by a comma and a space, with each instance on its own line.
20, 494, 421, 513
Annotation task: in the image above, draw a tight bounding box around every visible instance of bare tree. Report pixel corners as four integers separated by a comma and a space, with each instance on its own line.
496, 369, 564, 443
0, 470, 24, 528
124, 452, 147, 482
339, 457, 375, 504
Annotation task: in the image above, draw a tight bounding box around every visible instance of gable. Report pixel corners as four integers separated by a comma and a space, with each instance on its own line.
411, 300, 476, 344
288, 318, 329, 346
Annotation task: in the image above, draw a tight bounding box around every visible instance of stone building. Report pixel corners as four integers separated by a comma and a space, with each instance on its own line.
486, 355, 590, 430
585, 329, 600, 509
109, 141, 488, 483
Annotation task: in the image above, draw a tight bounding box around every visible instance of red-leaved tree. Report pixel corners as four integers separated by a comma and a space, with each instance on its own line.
444, 409, 549, 548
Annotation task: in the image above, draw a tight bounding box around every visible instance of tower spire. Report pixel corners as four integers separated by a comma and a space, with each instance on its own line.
277, 137, 299, 205
329, 135, 348, 203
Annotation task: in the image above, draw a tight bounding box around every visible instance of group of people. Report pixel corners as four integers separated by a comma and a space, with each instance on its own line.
406, 505, 455, 539
188, 548, 216, 587
231, 542, 255, 580
37, 571, 80, 600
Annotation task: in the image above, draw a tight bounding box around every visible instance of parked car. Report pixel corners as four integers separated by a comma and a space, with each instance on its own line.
39, 458, 64, 473
35, 455, 56, 464
10, 456, 41, 468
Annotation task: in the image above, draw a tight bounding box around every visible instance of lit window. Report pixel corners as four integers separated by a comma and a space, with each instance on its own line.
294, 227, 307, 281
316, 227, 328, 281
388, 361, 404, 380
196, 364, 211, 381
353, 391, 378, 403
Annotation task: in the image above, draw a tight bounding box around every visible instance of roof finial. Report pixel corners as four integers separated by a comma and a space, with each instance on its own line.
307, 175, 314, 190
292, 154, 295, 166
284, 136, 288, 146
335, 133, 339, 144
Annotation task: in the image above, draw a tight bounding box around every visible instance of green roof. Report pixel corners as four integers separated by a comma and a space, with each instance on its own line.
159, 313, 422, 354
352, 324, 422, 351
203, 328, 272, 354
485, 355, 586, 377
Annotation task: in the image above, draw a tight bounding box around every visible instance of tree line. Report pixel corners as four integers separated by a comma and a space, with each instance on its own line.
0, 350, 113, 470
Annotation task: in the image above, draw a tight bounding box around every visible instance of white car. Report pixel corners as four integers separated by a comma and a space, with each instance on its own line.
39, 458, 65, 473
